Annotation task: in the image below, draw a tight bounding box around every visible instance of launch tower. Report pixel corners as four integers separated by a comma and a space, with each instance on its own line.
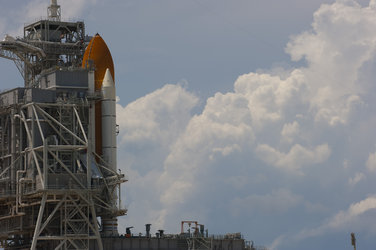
0, 1, 126, 249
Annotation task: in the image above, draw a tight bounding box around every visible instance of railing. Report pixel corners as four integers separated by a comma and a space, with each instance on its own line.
23, 183, 104, 193
24, 17, 84, 27
178, 233, 244, 240
0, 180, 106, 198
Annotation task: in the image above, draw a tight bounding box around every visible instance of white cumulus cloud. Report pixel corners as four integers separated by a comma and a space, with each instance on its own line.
286, 0, 375, 126
116, 84, 199, 232
117, 84, 198, 147
115, 1, 376, 249
366, 152, 376, 172
348, 172, 366, 186
256, 143, 331, 173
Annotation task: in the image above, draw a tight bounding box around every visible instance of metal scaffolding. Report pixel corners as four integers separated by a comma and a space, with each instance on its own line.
0, 91, 125, 249
0, 5, 85, 88
0, 1, 126, 249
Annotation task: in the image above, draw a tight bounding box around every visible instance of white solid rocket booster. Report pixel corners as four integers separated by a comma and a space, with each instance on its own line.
101, 68, 116, 171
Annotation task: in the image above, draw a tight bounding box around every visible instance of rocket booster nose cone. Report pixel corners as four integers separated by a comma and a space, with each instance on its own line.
102, 68, 114, 88
102, 68, 115, 99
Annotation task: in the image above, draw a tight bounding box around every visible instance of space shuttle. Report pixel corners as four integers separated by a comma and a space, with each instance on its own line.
82, 34, 119, 235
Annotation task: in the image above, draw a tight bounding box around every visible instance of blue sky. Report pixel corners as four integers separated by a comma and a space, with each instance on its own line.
1, 0, 376, 249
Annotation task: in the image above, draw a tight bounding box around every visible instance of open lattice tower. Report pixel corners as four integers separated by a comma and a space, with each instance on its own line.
0, 1, 126, 249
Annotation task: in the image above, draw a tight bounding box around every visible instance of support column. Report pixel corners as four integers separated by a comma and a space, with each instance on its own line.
31, 193, 47, 250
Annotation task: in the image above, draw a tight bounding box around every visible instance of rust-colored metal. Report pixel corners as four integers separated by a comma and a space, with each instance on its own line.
82, 34, 115, 157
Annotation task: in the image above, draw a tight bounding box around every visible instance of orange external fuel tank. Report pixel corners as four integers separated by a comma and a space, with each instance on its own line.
82, 34, 115, 157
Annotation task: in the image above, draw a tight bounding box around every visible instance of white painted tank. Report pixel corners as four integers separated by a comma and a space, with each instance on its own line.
101, 68, 117, 172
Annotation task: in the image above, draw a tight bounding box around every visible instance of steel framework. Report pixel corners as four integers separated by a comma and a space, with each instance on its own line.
0, 1, 126, 249
0, 95, 125, 249
0, 15, 85, 87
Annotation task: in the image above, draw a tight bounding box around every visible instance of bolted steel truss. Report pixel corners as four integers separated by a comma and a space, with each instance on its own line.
0, 18, 86, 88
0, 99, 126, 250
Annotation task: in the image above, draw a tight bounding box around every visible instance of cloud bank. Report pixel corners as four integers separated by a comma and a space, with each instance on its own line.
116, 0, 376, 249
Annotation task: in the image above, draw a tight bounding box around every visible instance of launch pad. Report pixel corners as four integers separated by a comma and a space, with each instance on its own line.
0, 1, 263, 250
0, 1, 125, 249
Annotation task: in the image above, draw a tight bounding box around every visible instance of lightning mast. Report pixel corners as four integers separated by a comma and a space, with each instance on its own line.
48, 0, 61, 21
0, 1, 126, 249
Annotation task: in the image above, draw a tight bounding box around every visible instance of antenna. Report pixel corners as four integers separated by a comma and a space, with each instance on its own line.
351, 232, 356, 250
48, 0, 61, 21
